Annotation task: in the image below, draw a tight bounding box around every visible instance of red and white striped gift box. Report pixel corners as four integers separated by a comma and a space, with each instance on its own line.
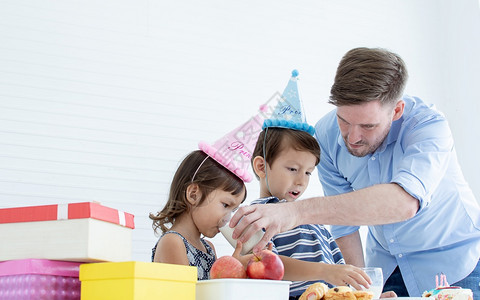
0, 202, 135, 263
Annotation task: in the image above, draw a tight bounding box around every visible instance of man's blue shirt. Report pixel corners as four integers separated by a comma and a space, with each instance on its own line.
315, 95, 480, 296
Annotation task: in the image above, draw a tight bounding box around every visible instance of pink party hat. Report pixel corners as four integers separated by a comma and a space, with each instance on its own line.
199, 104, 273, 182
263, 69, 315, 135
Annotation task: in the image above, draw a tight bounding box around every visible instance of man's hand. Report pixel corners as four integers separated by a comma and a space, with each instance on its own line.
229, 202, 297, 253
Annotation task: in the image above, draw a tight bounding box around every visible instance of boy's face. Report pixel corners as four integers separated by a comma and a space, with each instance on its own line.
264, 146, 317, 202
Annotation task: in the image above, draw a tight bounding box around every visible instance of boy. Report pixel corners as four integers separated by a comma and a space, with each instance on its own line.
250, 127, 362, 298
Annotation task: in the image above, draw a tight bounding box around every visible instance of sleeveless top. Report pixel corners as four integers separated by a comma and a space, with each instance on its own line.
151, 230, 216, 280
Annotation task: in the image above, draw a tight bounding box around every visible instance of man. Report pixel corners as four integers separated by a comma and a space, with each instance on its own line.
230, 48, 480, 298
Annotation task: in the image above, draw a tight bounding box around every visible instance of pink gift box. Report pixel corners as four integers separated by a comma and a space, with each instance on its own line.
0, 259, 82, 300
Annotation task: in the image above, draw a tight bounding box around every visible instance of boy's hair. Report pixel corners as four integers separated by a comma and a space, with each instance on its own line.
150, 150, 246, 234
329, 47, 408, 107
251, 128, 320, 180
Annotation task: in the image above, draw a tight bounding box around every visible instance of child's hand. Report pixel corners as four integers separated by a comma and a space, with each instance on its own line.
232, 240, 243, 259
266, 241, 274, 251
321, 264, 371, 291
380, 291, 397, 298
232, 241, 253, 269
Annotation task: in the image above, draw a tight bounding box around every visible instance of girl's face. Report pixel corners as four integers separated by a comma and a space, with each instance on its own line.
191, 187, 245, 238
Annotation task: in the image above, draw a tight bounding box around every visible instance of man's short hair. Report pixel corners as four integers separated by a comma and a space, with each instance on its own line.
329, 47, 408, 106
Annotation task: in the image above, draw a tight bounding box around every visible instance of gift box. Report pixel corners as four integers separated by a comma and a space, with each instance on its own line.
196, 278, 292, 300
79, 261, 197, 300
0, 202, 135, 262
0, 259, 82, 300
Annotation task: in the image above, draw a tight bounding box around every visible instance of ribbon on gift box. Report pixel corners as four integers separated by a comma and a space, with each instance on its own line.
0, 202, 135, 229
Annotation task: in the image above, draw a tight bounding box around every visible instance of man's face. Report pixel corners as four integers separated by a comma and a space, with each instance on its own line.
336, 100, 398, 157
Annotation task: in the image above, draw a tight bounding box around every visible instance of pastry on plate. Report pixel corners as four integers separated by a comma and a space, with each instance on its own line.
299, 282, 329, 300
353, 290, 374, 300
324, 286, 356, 300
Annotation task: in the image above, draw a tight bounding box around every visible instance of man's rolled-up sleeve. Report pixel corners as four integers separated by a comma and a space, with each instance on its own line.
391, 114, 453, 211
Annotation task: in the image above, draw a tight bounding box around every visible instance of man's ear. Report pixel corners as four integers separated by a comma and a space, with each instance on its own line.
252, 156, 267, 179
186, 183, 201, 205
392, 99, 405, 121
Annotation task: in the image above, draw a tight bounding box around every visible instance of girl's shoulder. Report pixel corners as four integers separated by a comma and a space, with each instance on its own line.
162, 230, 185, 239
157, 230, 187, 248
153, 231, 189, 264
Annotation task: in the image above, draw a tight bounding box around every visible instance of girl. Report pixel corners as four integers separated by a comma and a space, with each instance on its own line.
149, 150, 247, 280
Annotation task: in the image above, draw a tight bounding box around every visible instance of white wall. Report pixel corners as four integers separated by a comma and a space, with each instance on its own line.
0, 0, 478, 261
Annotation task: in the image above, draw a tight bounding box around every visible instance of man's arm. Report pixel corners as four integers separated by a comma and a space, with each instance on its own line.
231, 183, 419, 252
297, 183, 419, 226
335, 231, 365, 267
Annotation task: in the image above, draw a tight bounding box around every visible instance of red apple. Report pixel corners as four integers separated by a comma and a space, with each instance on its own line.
210, 256, 247, 279
246, 249, 284, 280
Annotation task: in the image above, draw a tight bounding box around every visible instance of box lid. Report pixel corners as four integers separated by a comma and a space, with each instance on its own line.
0, 202, 134, 229
79, 261, 197, 283
0, 259, 81, 277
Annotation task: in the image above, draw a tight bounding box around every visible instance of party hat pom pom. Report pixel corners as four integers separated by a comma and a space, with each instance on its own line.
291, 69, 299, 77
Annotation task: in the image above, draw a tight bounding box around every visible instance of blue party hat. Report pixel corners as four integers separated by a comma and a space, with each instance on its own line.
262, 70, 315, 135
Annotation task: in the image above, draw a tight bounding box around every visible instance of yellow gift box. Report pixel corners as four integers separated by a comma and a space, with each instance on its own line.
80, 261, 197, 299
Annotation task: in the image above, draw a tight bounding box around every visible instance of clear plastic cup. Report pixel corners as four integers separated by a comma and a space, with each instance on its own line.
359, 267, 383, 299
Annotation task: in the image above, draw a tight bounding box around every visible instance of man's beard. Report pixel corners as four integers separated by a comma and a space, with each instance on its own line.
344, 124, 391, 157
